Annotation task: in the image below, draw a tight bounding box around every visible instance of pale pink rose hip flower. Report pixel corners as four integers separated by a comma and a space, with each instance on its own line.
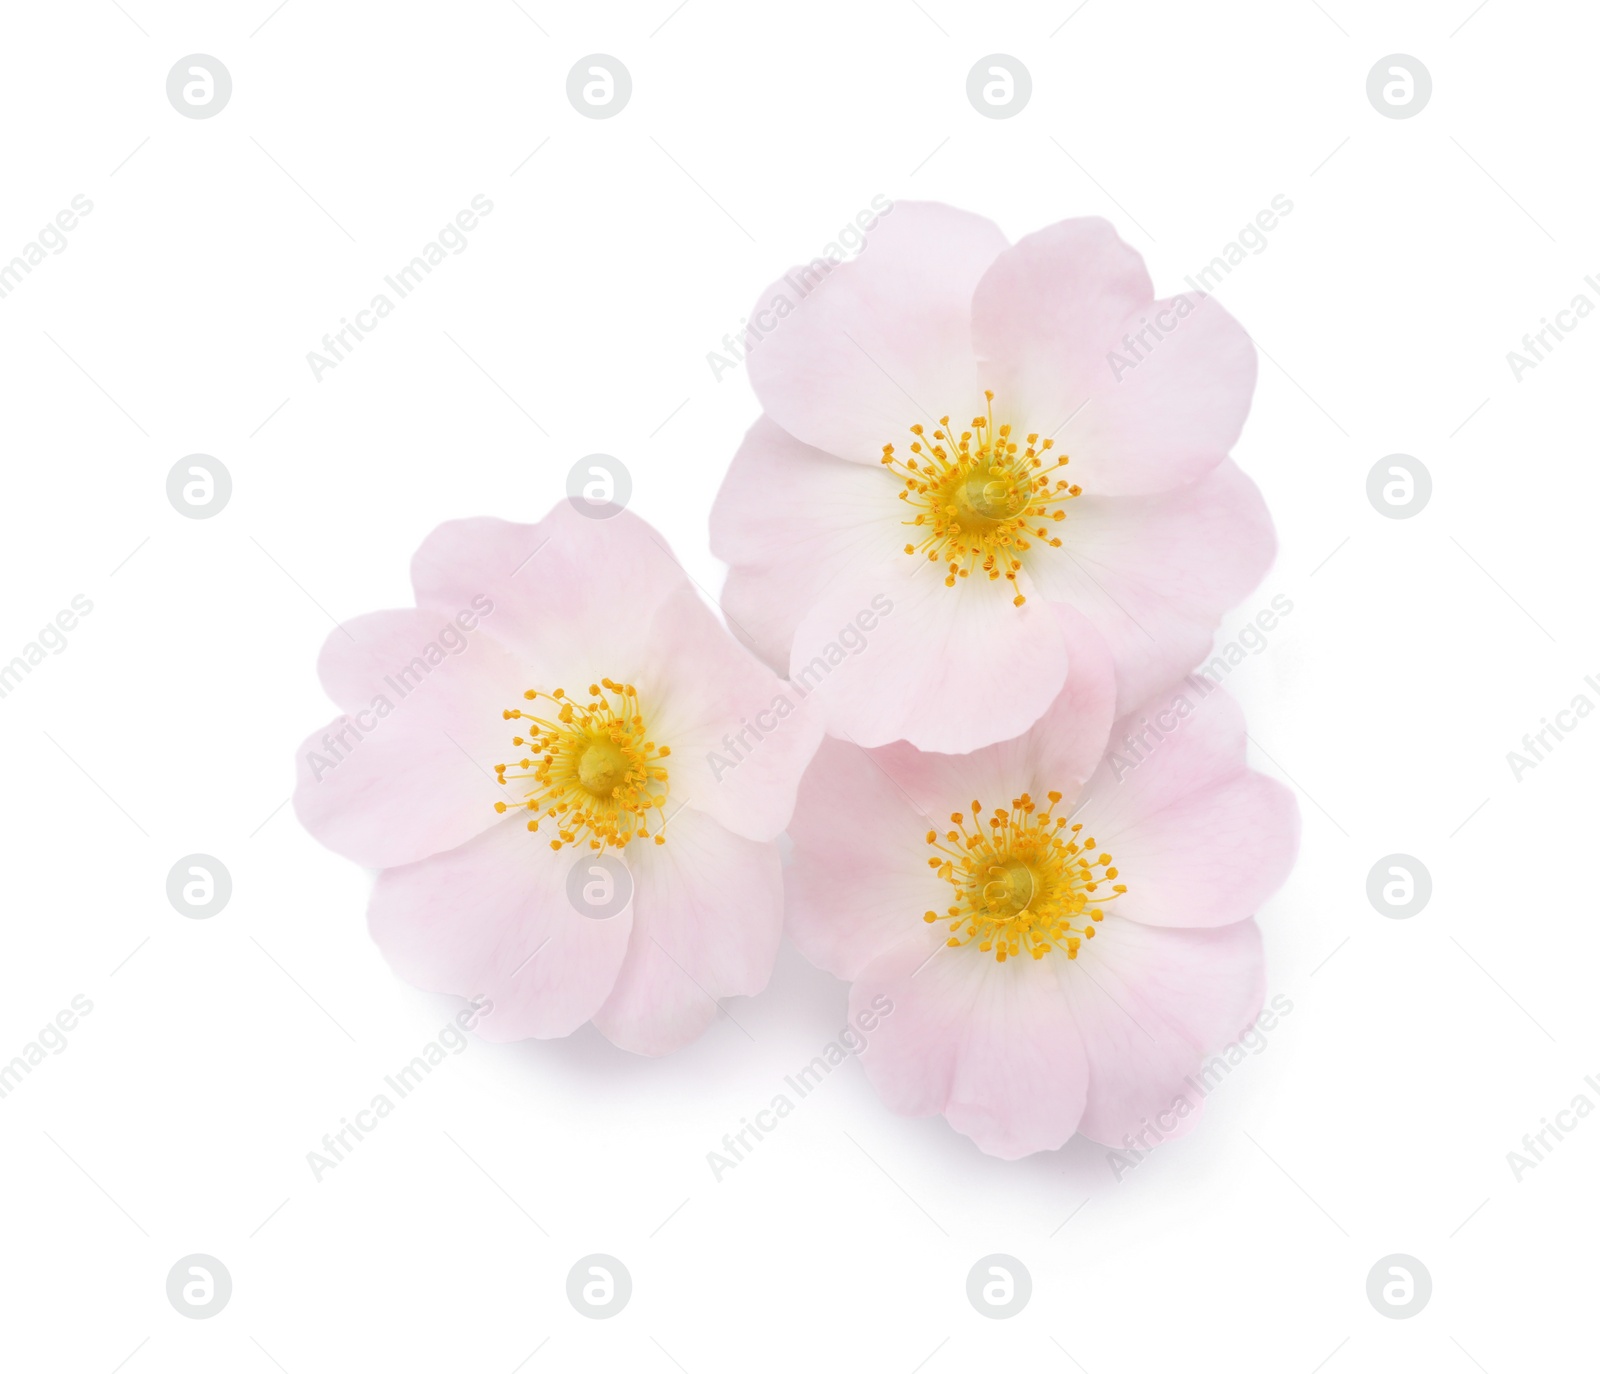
712, 201, 1274, 752
294, 503, 821, 1056
785, 634, 1299, 1159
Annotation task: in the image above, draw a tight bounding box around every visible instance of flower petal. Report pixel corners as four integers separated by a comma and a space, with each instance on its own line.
786, 736, 942, 981
862, 605, 1117, 816
293, 609, 529, 869
592, 807, 783, 1056
1024, 459, 1276, 708
639, 585, 823, 843
785, 619, 1114, 986
973, 216, 1152, 420
747, 202, 1009, 464
973, 218, 1256, 495
409, 506, 686, 676
789, 548, 1070, 753
1065, 915, 1265, 1147
851, 938, 1090, 1159
366, 818, 634, 1041
710, 415, 899, 672
1079, 687, 1300, 928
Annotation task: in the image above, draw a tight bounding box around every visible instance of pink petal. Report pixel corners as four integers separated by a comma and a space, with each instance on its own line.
851, 937, 1090, 1159
292, 609, 530, 869
1079, 688, 1300, 928
973, 218, 1256, 495
639, 586, 823, 843
592, 807, 783, 1056
973, 217, 1152, 423
1066, 915, 1265, 1147
710, 415, 899, 672
747, 202, 1009, 464
786, 736, 943, 981
785, 617, 1111, 983
865, 605, 1117, 815
409, 507, 685, 677
1024, 459, 1277, 708
788, 548, 1070, 752
366, 818, 634, 1042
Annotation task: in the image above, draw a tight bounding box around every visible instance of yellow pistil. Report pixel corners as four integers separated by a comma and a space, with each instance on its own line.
921, 791, 1126, 962
880, 391, 1079, 606
493, 678, 671, 851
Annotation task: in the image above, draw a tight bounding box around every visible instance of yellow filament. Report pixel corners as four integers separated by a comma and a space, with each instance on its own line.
881, 391, 1079, 607
494, 678, 670, 850
921, 791, 1126, 962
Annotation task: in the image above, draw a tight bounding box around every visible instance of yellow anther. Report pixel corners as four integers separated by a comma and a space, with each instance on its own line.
921, 794, 1125, 963
493, 678, 670, 850
881, 394, 1079, 606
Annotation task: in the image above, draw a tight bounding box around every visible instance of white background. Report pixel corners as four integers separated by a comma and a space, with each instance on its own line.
1, 1, 1595, 1370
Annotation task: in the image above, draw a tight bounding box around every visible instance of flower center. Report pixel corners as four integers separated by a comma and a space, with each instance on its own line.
923, 792, 1125, 962
881, 391, 1079, 607
494, 678, 671, 851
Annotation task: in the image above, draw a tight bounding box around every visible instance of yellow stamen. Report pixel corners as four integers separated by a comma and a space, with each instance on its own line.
881, 391, 1079, 606
494, 677, 670, 850
921, 790, 1122, 961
